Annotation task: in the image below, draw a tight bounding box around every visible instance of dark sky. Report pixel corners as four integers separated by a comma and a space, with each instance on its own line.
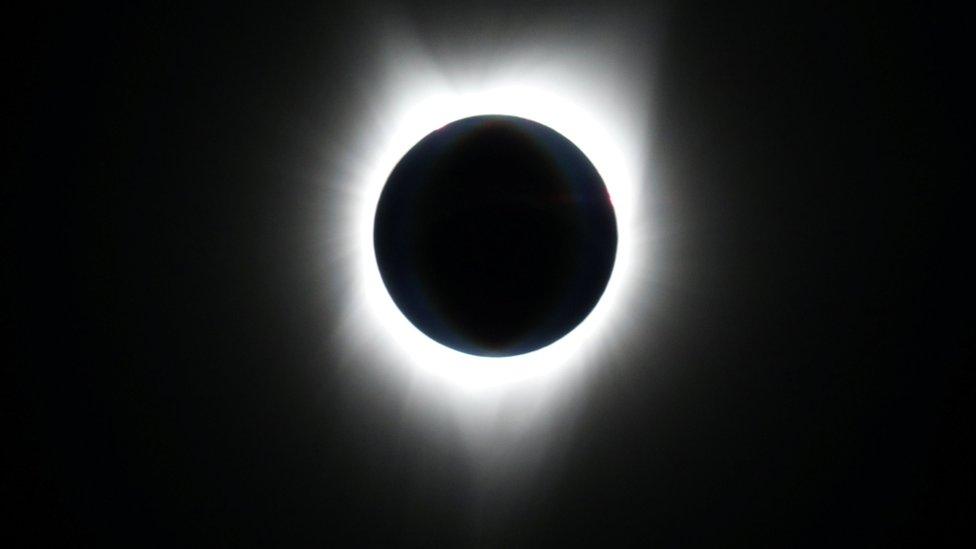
18, 2, 966, 546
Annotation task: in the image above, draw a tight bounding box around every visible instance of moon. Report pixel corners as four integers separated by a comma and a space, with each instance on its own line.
373, 115, 617, 357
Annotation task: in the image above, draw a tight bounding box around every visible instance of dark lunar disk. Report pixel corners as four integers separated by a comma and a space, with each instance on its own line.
373, 115, 617, 357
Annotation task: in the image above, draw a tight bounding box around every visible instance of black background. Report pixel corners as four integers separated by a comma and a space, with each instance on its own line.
16, 2, 967, 546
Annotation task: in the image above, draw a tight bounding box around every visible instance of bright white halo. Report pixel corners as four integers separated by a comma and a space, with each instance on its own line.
326, 40, 659, 398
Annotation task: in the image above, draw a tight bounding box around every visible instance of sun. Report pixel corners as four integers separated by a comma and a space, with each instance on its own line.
321, 45, 659, 395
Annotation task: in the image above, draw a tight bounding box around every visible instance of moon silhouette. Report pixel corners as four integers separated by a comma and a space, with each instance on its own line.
374, 115, 617, 357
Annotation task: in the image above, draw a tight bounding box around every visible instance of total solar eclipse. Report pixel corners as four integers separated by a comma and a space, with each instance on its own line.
374, 115, 617, 357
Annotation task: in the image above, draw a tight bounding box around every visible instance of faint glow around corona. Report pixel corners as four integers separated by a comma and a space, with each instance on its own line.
336, 53, 654, 395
